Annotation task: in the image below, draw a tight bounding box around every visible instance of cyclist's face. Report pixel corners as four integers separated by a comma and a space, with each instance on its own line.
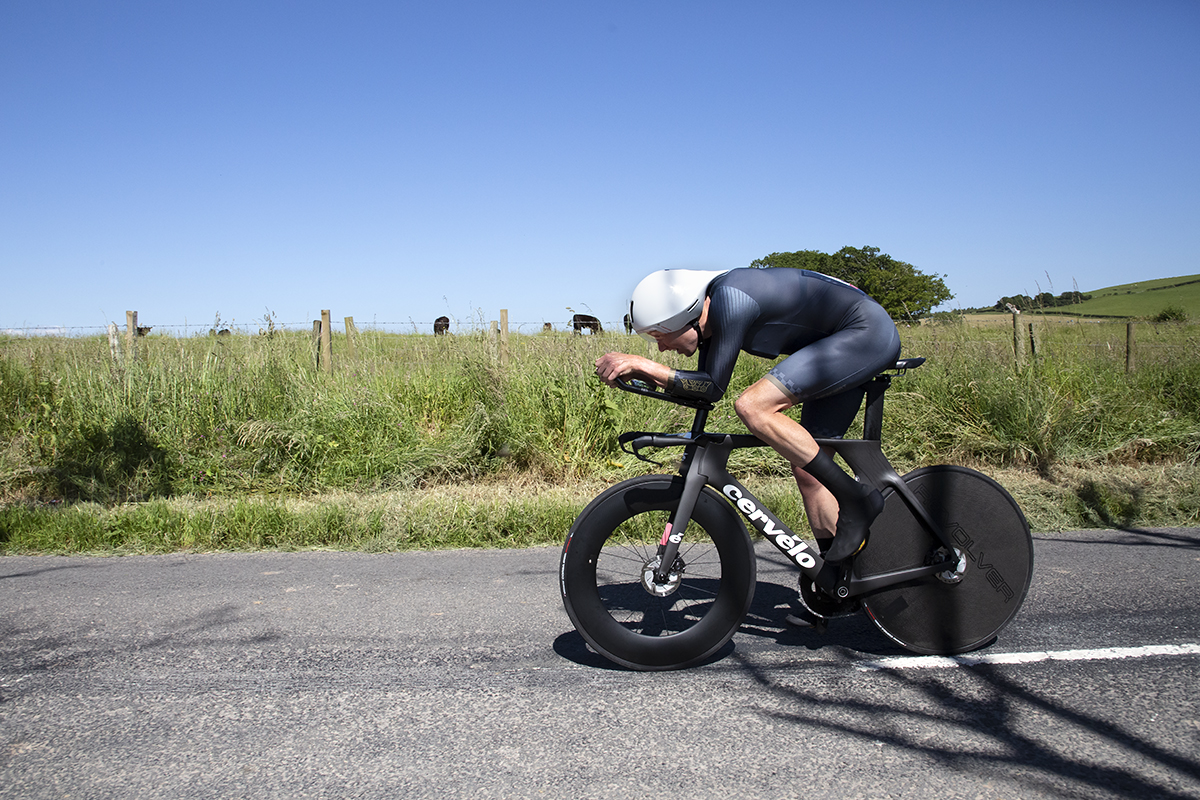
650, 326, 699, 357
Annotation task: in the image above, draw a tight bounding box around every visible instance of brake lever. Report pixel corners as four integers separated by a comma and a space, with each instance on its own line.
617, 431, 665, 466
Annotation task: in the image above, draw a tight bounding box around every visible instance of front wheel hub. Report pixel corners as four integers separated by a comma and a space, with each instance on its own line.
642, 556, 684, 597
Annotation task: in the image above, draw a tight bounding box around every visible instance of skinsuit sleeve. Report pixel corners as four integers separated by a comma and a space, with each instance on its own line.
665, 284, 760, 403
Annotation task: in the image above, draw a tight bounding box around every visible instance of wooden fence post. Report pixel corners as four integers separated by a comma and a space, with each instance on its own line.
1028, 322, 1037, 359
126, 311, 138, 362
1012, 312, 1025, 368
1126, 322, 1136, 373
320, 310, 333, 374
499, 309, 509, 367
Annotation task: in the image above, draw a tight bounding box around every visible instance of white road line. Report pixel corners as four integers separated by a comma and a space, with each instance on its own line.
856, 643, 1200, 671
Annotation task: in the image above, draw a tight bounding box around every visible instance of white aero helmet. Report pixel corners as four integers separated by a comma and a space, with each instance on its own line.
628, 269, 729, 342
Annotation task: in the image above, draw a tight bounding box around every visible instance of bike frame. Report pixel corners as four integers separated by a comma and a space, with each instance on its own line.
617, 365, 959, 600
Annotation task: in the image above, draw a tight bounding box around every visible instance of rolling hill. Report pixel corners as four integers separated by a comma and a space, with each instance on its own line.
991, 274, 1200, 319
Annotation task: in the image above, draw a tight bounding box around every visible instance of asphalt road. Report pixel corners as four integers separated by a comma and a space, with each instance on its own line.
2, 528, 1198, 799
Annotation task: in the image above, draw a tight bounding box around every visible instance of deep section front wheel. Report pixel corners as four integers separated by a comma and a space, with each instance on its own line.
560, 474, 756, 670
856, 465, 1034, 655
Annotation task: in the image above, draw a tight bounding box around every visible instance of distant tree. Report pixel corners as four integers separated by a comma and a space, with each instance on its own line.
752, 246, 953, 321
750, 250, 832, 272
993, 290, 1091, 311
995, 294, 1034, 312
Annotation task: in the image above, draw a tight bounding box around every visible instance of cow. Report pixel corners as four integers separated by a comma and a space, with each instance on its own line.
434, 316, 450, 335
571, 314, 602, 335
543, 322, 553, 333
136, 326, 153, 337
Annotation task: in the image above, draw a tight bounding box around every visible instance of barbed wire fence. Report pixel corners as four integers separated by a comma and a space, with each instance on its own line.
0, 309, 638, 374
0, 317, 632, 338
3, 309, 1197, 376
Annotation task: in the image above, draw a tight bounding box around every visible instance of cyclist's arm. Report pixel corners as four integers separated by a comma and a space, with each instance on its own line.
662, 286, 758, 403
662, 344, 733, 402
594, 352, 673, 389
595, 351, 722, 402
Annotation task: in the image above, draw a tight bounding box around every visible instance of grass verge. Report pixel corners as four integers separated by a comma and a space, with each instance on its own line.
2, 463, 1195, 556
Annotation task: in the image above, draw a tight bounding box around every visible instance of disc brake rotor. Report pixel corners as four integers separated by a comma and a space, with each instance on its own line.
935, 547, 967, 584
641, 556, 685, 597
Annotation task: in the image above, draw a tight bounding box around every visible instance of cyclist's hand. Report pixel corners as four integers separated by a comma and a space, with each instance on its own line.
595, 352, 667, 388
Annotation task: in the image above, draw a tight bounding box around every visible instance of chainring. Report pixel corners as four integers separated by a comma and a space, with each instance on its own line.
797, 575, 861, 620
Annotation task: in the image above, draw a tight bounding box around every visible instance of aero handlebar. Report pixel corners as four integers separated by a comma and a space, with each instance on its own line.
614, 378, 714, 411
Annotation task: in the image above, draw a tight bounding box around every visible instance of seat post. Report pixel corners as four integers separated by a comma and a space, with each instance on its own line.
862, 375, 891, 442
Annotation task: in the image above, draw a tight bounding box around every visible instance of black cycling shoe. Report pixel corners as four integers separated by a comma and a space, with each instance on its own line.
802, 450, 884, 564
823, 485, 884, 564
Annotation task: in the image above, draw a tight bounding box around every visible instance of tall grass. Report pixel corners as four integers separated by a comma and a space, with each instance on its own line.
887, 319, 1200, 473
1, 329, 676, 503
1, 319, 1197, 510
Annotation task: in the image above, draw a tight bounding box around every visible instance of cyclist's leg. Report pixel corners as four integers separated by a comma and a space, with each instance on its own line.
749, 307, 900, 562
795, 389, 871, 551
791, 459, 837, 548
735, 379, 879, 563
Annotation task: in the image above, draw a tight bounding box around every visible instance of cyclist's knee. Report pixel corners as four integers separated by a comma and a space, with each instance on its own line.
734, 380, 790, 430
734, 394, 769, 435
733, 392, 755, 427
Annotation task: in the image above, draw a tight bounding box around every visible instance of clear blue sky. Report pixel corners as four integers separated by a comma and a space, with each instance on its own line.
3, 1, 1197, 334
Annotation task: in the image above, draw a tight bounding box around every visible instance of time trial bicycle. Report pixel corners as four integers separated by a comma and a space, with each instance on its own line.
559, 357, 1034, 670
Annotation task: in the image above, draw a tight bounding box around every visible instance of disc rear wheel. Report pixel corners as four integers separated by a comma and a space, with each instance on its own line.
856, 466, 1033, 654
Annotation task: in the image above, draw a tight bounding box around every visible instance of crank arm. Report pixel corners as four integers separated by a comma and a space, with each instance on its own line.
838, 557, 960, 598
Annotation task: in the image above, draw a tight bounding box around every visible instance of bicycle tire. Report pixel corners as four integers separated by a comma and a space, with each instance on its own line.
560, 474, 756, 670
857, 465, 1033, 655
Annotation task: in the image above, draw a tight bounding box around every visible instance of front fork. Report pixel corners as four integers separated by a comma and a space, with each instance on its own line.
649, 408, 714, 584
651, 445, 708, 584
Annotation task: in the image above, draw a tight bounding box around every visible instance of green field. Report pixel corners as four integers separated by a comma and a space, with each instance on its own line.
2, 318, 1198, 553
1071, 274, 1200, 318
1009, 274, 1200, 319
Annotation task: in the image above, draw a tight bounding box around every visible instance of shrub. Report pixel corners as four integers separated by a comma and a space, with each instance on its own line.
1151, 306, 1188, 323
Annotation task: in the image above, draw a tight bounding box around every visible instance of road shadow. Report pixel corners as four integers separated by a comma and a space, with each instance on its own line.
551, 577, 904, 672
730, 647, 1200, 799
551, 569, 1199, 797
0, 561, 103, 581
0, 603, 284, 703
1037, 527, 1200, 550
737, 578, 913, 657
551, 630, 735, 671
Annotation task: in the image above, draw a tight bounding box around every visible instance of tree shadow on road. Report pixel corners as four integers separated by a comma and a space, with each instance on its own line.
737, 568, 1200, 798
1037, 526, 1200, 550
0, 603, 285, 704
552, 570, 1199, 799
730, 646, 1200, 800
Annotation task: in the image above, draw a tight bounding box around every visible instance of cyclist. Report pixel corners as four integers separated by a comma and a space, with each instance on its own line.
595, 267, 901, 564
